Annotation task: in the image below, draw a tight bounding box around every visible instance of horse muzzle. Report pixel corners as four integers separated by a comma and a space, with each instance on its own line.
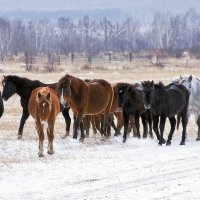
144, 104, 151, 109
60, 99, 70, 108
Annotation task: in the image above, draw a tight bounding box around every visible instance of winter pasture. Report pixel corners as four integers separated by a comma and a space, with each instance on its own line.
1, 64, 200, 200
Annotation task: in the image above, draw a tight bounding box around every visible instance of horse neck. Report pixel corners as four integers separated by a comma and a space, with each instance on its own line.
152, 86, 167, 104
68, 79, 81, 103
15, 78, 43, 98
190, 78, 200, 102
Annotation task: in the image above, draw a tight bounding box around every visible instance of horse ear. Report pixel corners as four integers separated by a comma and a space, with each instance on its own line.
189, 75, 192, 81
38, 92, 41, 98
47, 92, 50, 100
151, 80, 154, 85
180, 75, 183, 79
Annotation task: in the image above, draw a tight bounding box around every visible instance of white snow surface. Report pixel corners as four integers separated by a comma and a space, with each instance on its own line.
1, 131, 200, 200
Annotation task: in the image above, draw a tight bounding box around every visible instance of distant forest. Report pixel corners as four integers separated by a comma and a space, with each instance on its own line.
0, 8, 200, 62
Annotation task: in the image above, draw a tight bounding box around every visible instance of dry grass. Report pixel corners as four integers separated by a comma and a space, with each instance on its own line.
0, 59, 200, 140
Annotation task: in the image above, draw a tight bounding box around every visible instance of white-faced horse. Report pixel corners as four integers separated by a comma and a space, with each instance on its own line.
177, 75, 200, 140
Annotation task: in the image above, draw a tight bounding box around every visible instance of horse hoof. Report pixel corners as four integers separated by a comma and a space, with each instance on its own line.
166, 141, 171, 146
114, 133, 119, 137
47, 150, 54, 155
196, 137, 200, 141
73, 135, 77, 139
79, 138, 85, 142
38, 153, 44, 157
85, 135, 89, 138
137, 135, 141, 139
17, 135, 22, 140
158, 141, 162, 146
122, 138, 126, 143
162, 138, 166, 144
61, 134, 68, 139
180, 141, 185, 145
143, 136, 147, 139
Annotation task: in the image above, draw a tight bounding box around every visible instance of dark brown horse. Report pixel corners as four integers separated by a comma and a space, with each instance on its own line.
57, 75, 114, 141
28, 87, 60, 157
116, 82, 153, 142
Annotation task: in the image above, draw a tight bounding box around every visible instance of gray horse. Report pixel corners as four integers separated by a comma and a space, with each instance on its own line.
177, 75, 200, 140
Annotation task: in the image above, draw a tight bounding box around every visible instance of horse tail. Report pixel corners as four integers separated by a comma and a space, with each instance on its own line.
177, 114, 181, 130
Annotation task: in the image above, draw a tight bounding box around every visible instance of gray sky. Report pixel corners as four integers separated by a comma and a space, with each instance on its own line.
0, 0, 199, 11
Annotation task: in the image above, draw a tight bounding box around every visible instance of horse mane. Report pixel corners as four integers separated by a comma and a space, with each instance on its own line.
116, 82, 131, 91
154, 81, 164, 88
58, 74, 77, 84
2, 75, 43, 86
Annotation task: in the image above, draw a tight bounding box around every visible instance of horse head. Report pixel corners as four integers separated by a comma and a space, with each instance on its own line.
116, 83, 130, 108
57, 75, 72, 108
175, 75, 192, 93
36, 87, 52, 120
141, 80, 154, 109
2, 75, 17, 101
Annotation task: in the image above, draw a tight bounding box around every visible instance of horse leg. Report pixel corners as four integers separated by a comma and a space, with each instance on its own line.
18, 109, 29, 139
159, 115, 166, 145
73, 113, 85, 141
93, 115, 101, 134
61, 108, 71, 138
91, 116, 97, 134
153, 115, 161, 141
129, 115, 137, 137
47, 121, 55, 155
180, 113, 188, 145
83, 115, 91, 138
110, 113, 117, 135
122, 111, 130, 143
80, 120, 85, 142
36, 120, 44, 157
141, 113, 148, 138
114, 113, 123, 137
147, 110, 153, 138
135, 113, 141, 138
99, 113, 104, 136
166, 117, 176, 146
196, 115, 200, 141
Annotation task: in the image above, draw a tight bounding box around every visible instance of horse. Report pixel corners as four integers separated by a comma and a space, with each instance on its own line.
142, 81, 189, 145
28, 87, 60, 157
176, 75, 200, 140
57, 74, 114, 141
0, 91, 4, 118
2, 75, 71, 139
116, 82, 153, 143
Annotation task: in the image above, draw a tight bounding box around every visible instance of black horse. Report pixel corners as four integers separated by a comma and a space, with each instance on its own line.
0, 91, 4, 118
2, 75, 71, 139
142, 81, 189, 146
116, 82, 153, 143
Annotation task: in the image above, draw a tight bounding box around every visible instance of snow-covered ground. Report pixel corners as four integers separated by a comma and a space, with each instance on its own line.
1, 118, 200, 200
1, 68, 200, 199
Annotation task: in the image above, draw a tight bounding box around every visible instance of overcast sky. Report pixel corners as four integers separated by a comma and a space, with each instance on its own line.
0, 0, 199, 11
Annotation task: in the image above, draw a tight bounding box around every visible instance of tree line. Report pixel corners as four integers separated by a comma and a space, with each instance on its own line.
0, 8, 200, 62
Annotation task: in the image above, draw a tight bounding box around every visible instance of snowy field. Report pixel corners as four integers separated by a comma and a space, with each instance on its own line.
1, 67, 200, 199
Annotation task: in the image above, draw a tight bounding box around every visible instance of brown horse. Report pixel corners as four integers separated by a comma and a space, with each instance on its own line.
57, 75, 114, 141
28, 87, 60, 157
82, 83, 137, 137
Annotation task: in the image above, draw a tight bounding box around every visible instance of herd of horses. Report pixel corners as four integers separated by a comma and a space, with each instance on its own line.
0, 74, 199, 157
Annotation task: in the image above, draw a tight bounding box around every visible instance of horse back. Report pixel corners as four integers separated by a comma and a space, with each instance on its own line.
167, 85, 189, 116
84, 79, 113, 114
